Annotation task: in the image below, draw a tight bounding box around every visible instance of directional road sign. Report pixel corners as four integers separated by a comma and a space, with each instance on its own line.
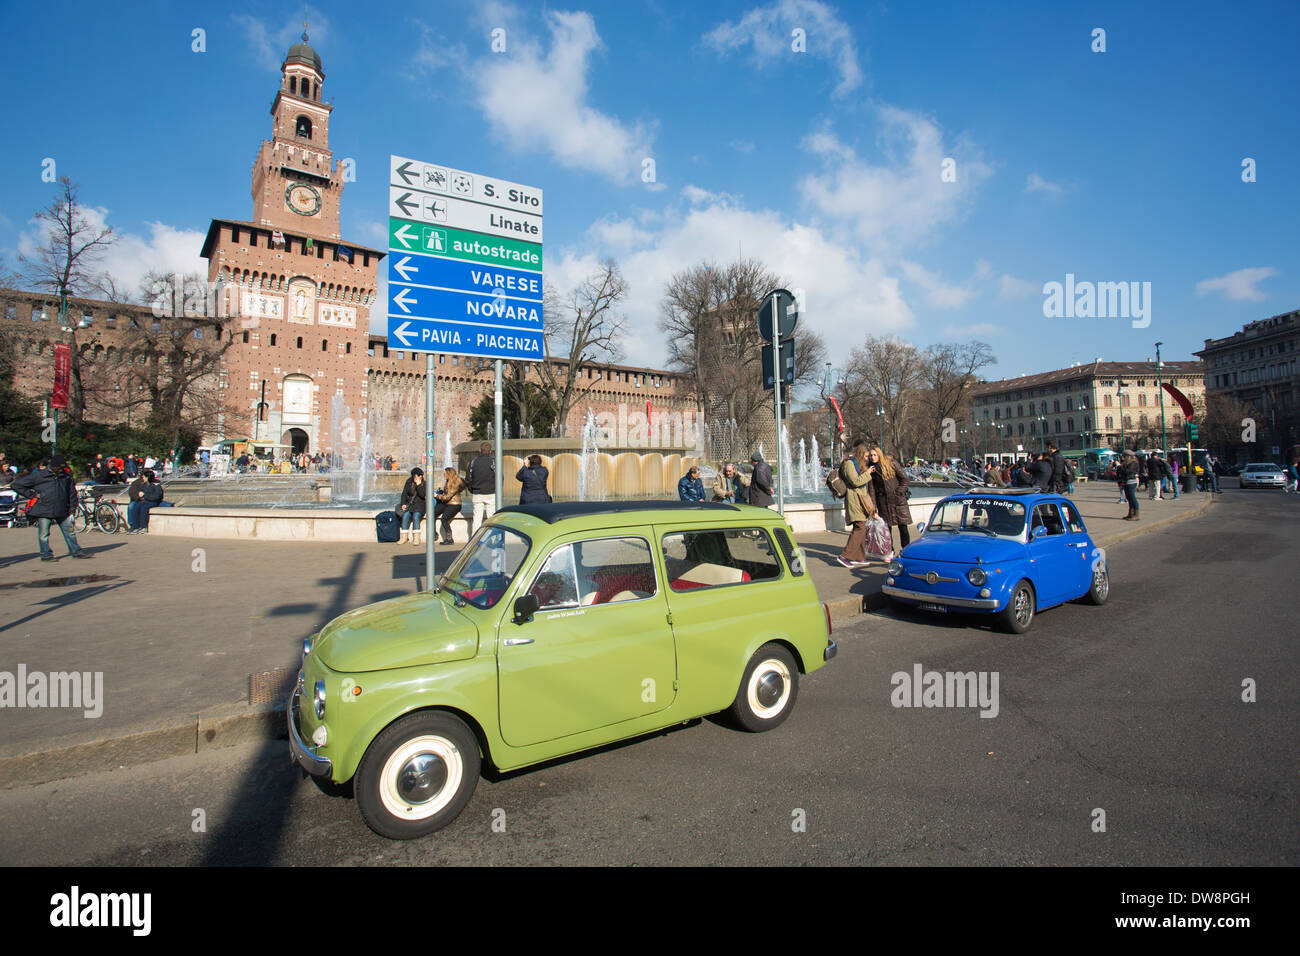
758, 288, 799, 342
387, 154, 543, 361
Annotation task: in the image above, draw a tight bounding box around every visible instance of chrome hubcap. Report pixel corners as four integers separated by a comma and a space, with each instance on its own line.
397, 754, 447, 805
1093, 568, 1108, 597
756, 672, 784, 708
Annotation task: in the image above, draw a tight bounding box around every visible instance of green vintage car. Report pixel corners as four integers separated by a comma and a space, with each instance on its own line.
289, 501, 837, 839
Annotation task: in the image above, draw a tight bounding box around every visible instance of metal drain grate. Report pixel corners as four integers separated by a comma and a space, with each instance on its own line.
249, 666, 294, 706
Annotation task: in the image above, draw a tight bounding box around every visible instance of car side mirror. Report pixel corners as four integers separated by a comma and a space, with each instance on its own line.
915, 522, 926, 534
1030, 525, 1046, 540
512, 594, 540, 624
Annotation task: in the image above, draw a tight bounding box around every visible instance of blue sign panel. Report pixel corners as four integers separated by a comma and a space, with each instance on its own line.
386, 316, 543, 361
387, 252, 543, 302
389, 284, 542, 331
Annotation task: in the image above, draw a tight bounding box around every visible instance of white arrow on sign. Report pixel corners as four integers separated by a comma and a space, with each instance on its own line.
393, 287, 416, 314
393, 256, 416, 282
390, 320, 415, 347
393, 224, 418, 249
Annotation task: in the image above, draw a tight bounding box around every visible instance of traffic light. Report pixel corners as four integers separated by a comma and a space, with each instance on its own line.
1186, 422, 1198, 442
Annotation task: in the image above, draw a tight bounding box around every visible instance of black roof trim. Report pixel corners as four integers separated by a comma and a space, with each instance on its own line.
496, 501, 744, 524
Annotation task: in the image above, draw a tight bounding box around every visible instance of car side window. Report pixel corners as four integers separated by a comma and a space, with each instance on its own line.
1034, 504, 1066, 535
662, 527, 782, 591
527, 543, 580, 610
772, 528, 804, 576
573, 536, 657, 605
1059, 501, 1085, 534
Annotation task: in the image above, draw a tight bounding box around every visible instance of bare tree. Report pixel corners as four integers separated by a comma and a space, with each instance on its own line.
538, 261, 628, 434
659, 262, 721, 417
841, 336, 926, 457
919, 341, 996, 459
18, 178, 114, 423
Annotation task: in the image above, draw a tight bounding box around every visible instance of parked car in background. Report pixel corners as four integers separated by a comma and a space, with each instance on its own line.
1239, 462, 1287, 489
882, 489, 1108, 634
290, 501, 836, 839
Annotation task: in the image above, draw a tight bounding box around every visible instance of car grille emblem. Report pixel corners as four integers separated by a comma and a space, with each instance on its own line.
925, 571, 939, 585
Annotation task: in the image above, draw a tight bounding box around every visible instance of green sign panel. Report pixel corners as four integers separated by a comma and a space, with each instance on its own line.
388, 217, 542, 273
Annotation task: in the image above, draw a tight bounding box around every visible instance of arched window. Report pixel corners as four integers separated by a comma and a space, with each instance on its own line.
321, 339, 328, 351
296, 336, 303, 348
1053, 400, 1060, 412
304, 80, 312, 99
345, 342, 352, 354
1054, 419, 1062, 433
1103, 394, 1112, 407
1139, 393, 1147, 407
290, 76, 297, 95
1067, 417, 1074, 432
295, 115, 312, 139
270, 334, 277, 346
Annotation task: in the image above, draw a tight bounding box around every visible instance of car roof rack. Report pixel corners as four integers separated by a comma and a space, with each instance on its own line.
496, 500, 743, 524
950, 487, 1041, 496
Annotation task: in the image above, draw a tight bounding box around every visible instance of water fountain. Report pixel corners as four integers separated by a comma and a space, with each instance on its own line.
577, 409, 604, 501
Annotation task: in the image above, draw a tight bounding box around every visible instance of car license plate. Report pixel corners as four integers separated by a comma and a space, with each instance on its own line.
916, 602, 949, 614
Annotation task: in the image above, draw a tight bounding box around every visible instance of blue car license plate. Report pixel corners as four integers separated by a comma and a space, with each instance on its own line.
916, 602, 948, 614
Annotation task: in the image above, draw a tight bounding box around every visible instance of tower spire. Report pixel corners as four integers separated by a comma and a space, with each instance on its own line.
302, 21, 309, 43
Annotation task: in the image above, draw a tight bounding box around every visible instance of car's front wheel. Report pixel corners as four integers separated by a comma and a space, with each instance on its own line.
1083, 563, 1109, 605
355, 711, 480, 840
997, 580, 1035, 633
728, 643, 799, 732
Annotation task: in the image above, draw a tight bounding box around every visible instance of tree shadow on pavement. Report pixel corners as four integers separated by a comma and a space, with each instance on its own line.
0, 580, 133, 634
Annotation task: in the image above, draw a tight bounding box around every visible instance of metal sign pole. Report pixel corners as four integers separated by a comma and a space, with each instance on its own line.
425, 354, 435, 585
494, 359, 504, 509
772, 291, 783, 517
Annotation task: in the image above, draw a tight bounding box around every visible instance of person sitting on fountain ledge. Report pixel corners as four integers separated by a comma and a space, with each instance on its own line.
712, 463, 749, 503
678, 466, 706, 502
397, 468, 427, 546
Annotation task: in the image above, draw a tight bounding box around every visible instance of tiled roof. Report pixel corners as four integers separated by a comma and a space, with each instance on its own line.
972, 360, 1203, 395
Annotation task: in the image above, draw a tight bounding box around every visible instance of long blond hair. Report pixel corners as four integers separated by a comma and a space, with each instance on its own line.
869, 446, 896, 480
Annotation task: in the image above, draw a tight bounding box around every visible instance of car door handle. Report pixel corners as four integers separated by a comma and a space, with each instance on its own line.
503, 637, 533, 646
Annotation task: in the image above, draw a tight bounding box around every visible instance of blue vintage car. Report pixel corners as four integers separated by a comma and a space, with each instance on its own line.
881, 489, 1108, 632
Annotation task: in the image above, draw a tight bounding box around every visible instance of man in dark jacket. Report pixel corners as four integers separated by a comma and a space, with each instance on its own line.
466, 441, 496, 534
748, 453, 775, 507
1046, 442, 1066, 493
128, 469, 166, 532
11, 455, 90, 561
677, 466, 706, 502
1028, 452, 1053, 491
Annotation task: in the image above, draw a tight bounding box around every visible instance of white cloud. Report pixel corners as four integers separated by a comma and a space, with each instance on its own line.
232, 9, 332, 73
899, 260, 978, 309
1025, 171, 1062, 195
550, 186, 914, 371
469, 10, 654, 184
17, 205, 206, 300
999, 274, 1038, 299
704, 0, 864, 97
799, 106, 994, 251
1195, 267, 1277, 302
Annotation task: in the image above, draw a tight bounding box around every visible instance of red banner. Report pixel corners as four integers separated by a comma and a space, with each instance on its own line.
52, 344, 71, 410
1161, 382, 1194, 420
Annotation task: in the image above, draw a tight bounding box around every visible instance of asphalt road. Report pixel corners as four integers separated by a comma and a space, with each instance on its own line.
0, 488, 1294, 866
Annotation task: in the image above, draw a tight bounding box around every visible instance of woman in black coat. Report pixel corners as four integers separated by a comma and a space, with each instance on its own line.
516, 455, 552, 504
398, 468, 427, 543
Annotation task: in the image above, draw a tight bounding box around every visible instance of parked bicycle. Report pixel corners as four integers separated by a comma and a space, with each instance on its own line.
75, 488, 123, 534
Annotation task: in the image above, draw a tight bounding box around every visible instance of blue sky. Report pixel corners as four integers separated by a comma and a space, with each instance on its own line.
2, 0, 1296, 404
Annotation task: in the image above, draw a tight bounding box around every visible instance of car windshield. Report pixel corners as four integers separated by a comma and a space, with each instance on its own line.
438, 525, 530, 609
1246, 464, 1279, 472
927, 497, 1027, 538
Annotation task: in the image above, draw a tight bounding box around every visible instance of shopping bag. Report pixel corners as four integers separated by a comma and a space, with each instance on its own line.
866, 515, 893, 556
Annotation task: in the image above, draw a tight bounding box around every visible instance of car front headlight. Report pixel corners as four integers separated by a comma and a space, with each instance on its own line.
967, 567, 988, 586
888, 560, 904, 576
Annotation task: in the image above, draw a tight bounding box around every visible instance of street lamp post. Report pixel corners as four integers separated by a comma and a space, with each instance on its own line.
1038, 415, 1047, 452
1117, 377, 1126, 451
1155, 343, 1168, 457
815, 363, 845, 463
877, 403, 884, 454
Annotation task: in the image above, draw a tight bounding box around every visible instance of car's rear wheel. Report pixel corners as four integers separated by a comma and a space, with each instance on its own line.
355, 711, 480, 840
998, 580, 1035, 633
1083, 563, 1109, 605
728, 643, 799, 732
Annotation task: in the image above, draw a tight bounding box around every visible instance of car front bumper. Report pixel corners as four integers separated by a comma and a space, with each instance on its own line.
288, 677, 332, 778
881, 584, 1001, 610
